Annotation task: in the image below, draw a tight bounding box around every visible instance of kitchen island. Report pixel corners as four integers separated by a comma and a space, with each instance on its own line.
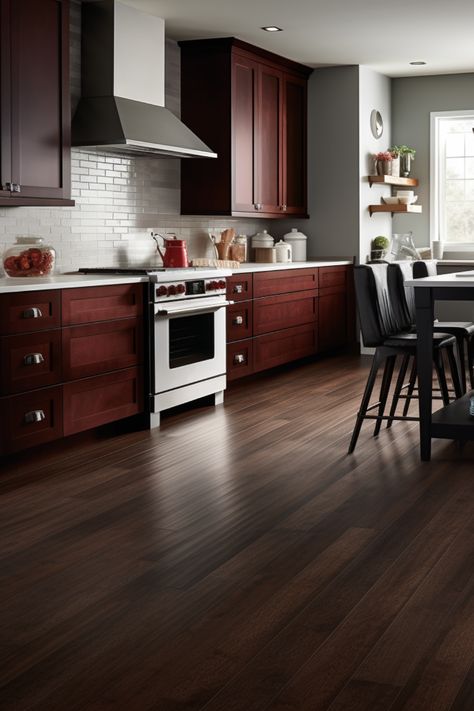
408, 271, 474, 460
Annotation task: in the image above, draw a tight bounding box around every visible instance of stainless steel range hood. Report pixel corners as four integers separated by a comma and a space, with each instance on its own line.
72, 0, 217, 159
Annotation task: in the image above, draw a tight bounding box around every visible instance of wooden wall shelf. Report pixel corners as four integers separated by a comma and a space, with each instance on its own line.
369, 204, 422, 217
368, 175, 419, 187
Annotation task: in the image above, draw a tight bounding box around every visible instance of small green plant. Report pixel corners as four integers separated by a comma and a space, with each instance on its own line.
389, 145, 416, 159
372, 235, 390, 250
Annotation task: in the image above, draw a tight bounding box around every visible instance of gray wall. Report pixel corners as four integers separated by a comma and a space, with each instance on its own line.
392, 72, 474, 249
275, 66, 360, 260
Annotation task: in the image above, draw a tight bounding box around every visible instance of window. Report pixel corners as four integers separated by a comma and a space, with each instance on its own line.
431, 110, 474, 248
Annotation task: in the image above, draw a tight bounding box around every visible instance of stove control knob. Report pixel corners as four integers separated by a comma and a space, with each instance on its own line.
206, 281, 214, 291
211, 281, 219, 290
157, 285, 168, 297
177, 283, 185, 294
168, 284, 177, 296
218, 280, 226, 290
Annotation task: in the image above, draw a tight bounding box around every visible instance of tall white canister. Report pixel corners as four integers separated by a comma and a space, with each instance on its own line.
283, 228, 307, 262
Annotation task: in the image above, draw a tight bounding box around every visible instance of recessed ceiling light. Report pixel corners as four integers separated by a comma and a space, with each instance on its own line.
261, 26, 282, 32
410, 61, 426, 65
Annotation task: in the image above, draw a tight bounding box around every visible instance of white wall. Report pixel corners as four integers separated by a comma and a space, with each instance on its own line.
358, 67, 392, 263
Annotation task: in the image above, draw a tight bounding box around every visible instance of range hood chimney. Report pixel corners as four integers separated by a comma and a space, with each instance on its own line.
72, 0, 217, 158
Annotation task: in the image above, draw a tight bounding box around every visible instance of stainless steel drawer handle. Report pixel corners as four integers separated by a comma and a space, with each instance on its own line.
234, 354, 246, 365
254, 203, 262, 211
24, 353, 45, 366
233, 316, 244, 326
280, 204, 287, 211
24, 410, 46, 424
22, 307, 43, 319
233, 284, 243, 294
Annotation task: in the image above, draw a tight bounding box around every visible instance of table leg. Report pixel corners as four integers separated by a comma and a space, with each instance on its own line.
415, 287, 434, 461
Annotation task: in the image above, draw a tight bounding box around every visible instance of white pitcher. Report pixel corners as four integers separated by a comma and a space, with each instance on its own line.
275, 240, 292, 263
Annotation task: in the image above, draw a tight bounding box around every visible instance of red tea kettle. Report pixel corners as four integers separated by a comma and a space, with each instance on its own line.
152, 232, 189, 268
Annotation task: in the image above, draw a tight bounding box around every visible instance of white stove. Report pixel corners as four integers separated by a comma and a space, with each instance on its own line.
80, 267, 233, 427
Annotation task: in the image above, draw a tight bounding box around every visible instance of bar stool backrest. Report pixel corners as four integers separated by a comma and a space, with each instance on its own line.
387, 262, 416, 327
354, 264, 405, 347
413, 260, 437, 279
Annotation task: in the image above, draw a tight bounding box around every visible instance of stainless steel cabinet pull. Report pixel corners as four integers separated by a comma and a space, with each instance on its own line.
254, 203, 262, 211
12, 183, 21, 193
281, 204, 287, 211
233, 316, 243, 326
24, 410, 46, 424
233, 284, 243, 294
24, 353, 45, 366
22, 307, 43, 319
234, 353, 246, 365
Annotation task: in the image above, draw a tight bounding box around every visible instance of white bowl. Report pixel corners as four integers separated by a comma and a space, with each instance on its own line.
399, 195, 418, 205
382, 196, 399, 205
396, 190, 414, 198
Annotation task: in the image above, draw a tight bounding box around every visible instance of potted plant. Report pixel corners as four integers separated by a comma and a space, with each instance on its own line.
390, 145, 416, 177
374, 151, 394, 176
370, 235, 390, 261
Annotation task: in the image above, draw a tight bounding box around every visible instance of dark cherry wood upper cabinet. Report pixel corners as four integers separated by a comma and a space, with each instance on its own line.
0, 0, 73, 206
180, 38, 311, 219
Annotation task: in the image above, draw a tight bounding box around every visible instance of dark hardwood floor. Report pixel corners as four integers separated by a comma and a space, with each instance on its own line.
1, 353, 474, 711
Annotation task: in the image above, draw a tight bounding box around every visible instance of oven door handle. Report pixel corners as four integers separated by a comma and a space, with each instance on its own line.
155, 299, 234, 317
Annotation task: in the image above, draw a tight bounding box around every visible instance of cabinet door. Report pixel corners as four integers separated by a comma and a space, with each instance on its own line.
255, 64, 283, 214
253, 323, 317, 372
232, 54, 258, 214
0, 330, 62, 395
0, 0, 11, 197
0, 385, 63, 454
282, 74, 307, 216
319, 292, 347, 351
9, 0, 70, 200
253, 290, 317, 336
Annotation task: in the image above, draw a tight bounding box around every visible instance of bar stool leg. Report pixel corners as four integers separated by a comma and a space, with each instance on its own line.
403, 357, 417, 417
447, 344, 463, 399
456, 335, 467, 393
374, 355, 396, 437
387, 353, 410, 429
348, 350, 383, 454
433, 350, 450, 406
467, 335, 474, 390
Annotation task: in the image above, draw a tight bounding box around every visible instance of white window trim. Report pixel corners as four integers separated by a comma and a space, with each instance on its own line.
430, 109, 474, 252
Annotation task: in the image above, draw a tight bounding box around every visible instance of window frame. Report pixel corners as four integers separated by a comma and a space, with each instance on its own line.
430, 109, 474, 252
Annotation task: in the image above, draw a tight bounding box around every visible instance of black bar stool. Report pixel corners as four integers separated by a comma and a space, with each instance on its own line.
349, 264, 461, 454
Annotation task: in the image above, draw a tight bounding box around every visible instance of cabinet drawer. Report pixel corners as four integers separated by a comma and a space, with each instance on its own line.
62, 318, 143, 380
227, 302, 253, 341
227, 339, 254, 381
254, 323, 317, 372
62, 284, 144, 325
253, 290, 317, 336
253, 268, 318, 297
0, 330, 62, 395
319, 266, 348, 290
0, 290, 61, 335
63, 368, 144, 436
0, 386, 63, 454
226, 274, 253, 301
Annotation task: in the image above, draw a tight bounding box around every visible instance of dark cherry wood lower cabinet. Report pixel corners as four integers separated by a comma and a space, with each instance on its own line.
254, 323, 317, 372
226, 266, 352, 382
0, 284, 146, 455
0, 385, 63, 454
63, 368, 143, 436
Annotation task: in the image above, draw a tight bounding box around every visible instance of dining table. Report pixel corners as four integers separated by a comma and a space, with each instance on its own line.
407, 271, 474, 461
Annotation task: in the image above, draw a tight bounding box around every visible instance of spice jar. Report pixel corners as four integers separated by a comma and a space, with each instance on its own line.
230, 235, 247, 263
2, 236, 56, 277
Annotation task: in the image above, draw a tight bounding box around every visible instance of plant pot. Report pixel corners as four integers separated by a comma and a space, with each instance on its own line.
370, 249, 387, 262
400, 154, 412, 177
391, 156, 400, 177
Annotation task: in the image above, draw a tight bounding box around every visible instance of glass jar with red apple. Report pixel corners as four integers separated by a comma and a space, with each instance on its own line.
2, 236, 56, 277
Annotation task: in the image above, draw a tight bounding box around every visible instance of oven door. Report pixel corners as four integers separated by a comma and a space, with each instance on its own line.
153, 298, 230, 393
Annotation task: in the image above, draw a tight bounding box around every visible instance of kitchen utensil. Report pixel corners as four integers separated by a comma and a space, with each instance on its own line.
3, 236, 56, 277
282, 228, 307, 262
275, 240, 292, 263
152, 232, 189, 268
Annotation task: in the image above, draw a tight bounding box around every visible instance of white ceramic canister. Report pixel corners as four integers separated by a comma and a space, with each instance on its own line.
275, 240, 292, 263
251, 229, 274, 260
283, 228, 307, 262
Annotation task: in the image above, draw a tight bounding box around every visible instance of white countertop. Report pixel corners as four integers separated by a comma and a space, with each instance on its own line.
0, 261, 352, 293
407, 272, 474, 288
230, 260, 352, 273
0, 273, 150, 293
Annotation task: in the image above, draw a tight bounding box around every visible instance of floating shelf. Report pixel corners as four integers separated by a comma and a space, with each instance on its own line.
369, 204, 422, 217
368, 175, 419, 187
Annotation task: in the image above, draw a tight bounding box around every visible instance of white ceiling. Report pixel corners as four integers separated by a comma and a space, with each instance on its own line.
122, 0, 474, 78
